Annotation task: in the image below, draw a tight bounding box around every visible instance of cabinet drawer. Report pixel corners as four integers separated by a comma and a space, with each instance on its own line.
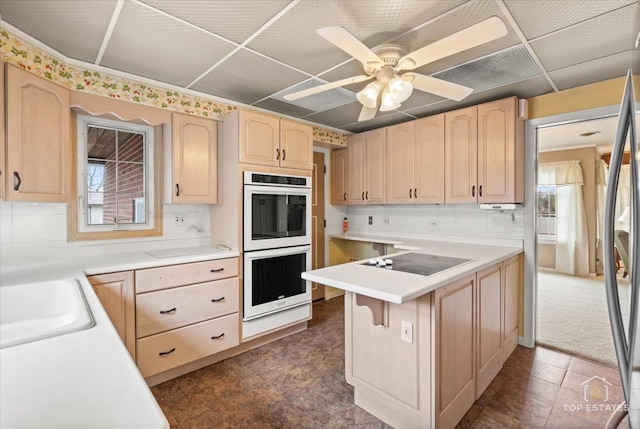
136, 313, 239, 377
135, 258, 238, 293
136, 277, 239, 338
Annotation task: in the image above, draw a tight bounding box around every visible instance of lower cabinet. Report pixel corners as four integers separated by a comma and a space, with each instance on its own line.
134, 257, 240, 378
88, 271, 136, 360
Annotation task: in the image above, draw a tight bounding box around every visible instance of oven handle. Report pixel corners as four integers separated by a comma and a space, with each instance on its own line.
244, 245, 312, 259
244, 184, 311, 194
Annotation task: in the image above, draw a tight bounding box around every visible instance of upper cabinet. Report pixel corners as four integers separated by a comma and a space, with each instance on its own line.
331, 148, 348, 206
386, 115, 445, 205
477, 97, 523, 204
237, 110, 312, 171
168, 112, 218, 204
445, 97, 523, 204
347, 128, 385, 205
5, 64, 70, 202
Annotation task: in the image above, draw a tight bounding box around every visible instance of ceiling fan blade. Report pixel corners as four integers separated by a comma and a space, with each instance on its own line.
317, 26, 384, 68
358, 105, 378, 122
283, 75, 373, 101
405, 73, 473, 101
397, 16, 508, 71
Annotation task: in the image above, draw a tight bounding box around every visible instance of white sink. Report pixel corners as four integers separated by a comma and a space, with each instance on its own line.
0, 279, 95, 349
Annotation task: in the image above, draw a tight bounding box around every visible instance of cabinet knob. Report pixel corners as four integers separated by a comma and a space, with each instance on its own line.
159, 307, 177, 314
175, 183, 180, 197
362, 192, 365, 200
282, 149, 286, 161
13, 172, 21, 191
211, 333, 225, 340
479, 185, 483, 197
472, 185, 475, 197
210, 267, 224, 273
343, 192, 346, 201
365, 191, 368, 200
414, 188, 417, 199
211, 297, 225, 302
276, 148, 280, 160
159, 348, 176, 356
409, 189, 412, 198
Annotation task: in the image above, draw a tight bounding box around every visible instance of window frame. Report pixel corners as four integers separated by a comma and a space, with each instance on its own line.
537, 184, 557, 243
69, 113, 163, 241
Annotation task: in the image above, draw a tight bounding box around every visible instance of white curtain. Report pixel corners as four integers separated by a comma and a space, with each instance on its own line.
538, 160, 590, 275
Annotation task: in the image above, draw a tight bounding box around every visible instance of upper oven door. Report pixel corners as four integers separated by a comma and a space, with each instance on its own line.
243, 184, 312, 251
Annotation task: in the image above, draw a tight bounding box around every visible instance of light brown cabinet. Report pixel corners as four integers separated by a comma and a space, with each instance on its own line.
5, 64, 70, 202
475, 263, 503, 398
503, 254, 520, 360
237, 110, 312, 170
434, 274, 476, 429
446, 97, 523, 204
134, 258, 240, 378
168, 112, 218, 204
330, 148, 348, 205
347, 128, 386, 205
386, 115, 445, 204
87, 271, 136, 360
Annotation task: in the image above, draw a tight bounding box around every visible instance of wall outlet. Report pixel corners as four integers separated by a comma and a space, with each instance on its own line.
401, 320, 413, 344
174, 214, 186, 225
384, 216, 390, 225
368, 216, 373, 225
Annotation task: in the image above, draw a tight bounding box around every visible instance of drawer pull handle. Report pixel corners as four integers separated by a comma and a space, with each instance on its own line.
211, 297, 225, 302
211, 333, 225, 340
159, 307, 177, 314
210, 268, 224, 273
13, 172, 21, 191
159, 348, 176, 356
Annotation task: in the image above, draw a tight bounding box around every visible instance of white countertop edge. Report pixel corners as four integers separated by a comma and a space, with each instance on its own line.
330, 232, 524, 249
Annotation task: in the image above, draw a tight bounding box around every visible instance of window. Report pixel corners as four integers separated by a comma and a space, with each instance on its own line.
72, 115, 160, 239
537, 184, 556, 242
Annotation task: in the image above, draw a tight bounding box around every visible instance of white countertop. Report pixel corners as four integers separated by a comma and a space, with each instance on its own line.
0, 243, 239, 429
302, 236, 522, 304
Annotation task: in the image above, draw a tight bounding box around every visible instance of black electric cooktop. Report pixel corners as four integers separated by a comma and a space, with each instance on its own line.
362, 252, 473, 277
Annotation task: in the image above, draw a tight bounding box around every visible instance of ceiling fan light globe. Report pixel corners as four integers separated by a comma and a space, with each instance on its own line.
388, 76, 413, 103
379, 88, 401, 112
356, 82, 380, 108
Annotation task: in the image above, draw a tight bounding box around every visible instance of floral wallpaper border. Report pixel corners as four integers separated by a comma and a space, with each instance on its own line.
0, 28, 347, 146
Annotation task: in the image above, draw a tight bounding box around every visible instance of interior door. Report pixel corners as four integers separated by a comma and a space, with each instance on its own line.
312, 151, 326, 301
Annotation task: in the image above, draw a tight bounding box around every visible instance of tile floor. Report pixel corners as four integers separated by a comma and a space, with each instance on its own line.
151, 296, 628, 428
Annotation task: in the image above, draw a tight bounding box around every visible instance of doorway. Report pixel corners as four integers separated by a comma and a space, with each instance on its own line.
311, 151, 326, 301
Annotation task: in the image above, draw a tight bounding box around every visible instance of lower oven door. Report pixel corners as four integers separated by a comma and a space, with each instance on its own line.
243, 245, 312, 321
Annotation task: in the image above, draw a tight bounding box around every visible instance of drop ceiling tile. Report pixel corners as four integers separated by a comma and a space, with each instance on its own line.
391, 1, 522, 76
253, 98, 315, 119
302, 101, 365, 128
504, 0, 637, 39
191, 49, 308, 105
101, 1, 236, 87
529, 4, 637, 72
247, 0, 466, 76
139, 0, 290, 44
0, 0, 117, 62
549, 51, 640, 91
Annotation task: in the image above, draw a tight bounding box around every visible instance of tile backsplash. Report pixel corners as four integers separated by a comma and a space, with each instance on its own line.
343, 204, 524, 240
0, 201, 212, 252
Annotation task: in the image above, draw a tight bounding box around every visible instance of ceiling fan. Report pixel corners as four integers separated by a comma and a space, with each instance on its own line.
284, 16, 508, 121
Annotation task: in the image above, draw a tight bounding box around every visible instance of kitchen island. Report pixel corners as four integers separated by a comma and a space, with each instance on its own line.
302, 236, 522, 429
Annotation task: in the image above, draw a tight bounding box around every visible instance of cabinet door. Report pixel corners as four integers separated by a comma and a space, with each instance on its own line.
347, 134, 366, 205
503, 254, 520, 360
88, 271, 136, 360
171, 113, 218, 204
238, 110, 279, 167
386, 122, 414, 204
365, 128, 386, 205
6, 64, 70, 202
445, 106, 477, 204
280, 119, 313, 170
476, 263, 503, 398
414, 114, 445, 204
434, 274, 475, 429
478, 97, 517, 203
331, 148, 348, 205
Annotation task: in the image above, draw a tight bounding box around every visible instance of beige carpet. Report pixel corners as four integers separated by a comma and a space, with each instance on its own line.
537, 268, 631, 367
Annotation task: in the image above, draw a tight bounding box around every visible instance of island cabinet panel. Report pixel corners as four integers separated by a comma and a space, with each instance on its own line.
330, 148, 348, 205
503, 254, 521, 360
475, 263, 504, 398
434, 274, 476, 429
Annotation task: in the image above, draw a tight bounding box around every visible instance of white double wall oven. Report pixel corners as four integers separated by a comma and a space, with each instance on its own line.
242, 171, 312, 338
